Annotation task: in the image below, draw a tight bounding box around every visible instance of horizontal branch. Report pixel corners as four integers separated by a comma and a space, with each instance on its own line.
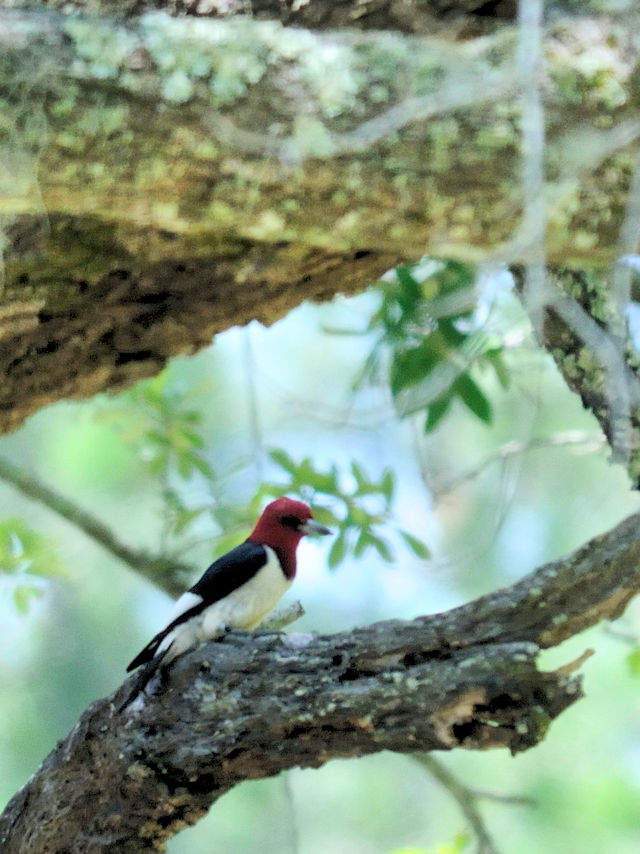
2, 510, 640, 853
2, 6, 639, 431
12, 0, 613, 35
0, 636, 577, 854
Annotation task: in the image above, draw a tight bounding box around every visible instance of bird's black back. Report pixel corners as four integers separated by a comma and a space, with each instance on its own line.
126, 540, 269, 671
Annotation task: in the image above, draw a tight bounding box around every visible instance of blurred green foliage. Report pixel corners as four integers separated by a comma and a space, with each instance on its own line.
365, 260, 509, 431
97, 373, 217, 542
626, 647, 640, 675
257, 449, 430, 567
93, 355, 433, 568
0, 518, 64, 613
387, 835, 469, 854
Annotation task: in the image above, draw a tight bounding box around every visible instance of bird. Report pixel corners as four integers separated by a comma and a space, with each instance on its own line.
121, 496, 331, 707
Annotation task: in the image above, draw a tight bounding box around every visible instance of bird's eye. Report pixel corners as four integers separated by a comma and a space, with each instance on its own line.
279, 514, 301, 529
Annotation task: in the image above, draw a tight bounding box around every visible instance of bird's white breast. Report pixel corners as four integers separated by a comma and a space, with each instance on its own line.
158, 546, 291, 662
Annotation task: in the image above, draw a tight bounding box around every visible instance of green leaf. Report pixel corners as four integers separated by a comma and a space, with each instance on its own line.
351, 460, 369, 491
453, 373, 492, 424
173, 507, 206, 535
177, 452, 195, 479
327, 531, 348, 569
395, 265, 422, 304
434, 259, 475, 294
353, 530, 372, 558
425, 395, 452, 432
148, 449, 169, 474
370, 534, 394, 563
0, 519, 63, 578
390, 340, 441, 396
268, 448, 299, 475
145, 429, 171, 447
627, 648, 640, 676
13, 584, 43, 614
179, 409, 204, 424
306, 466, 339, 494
438, 318, 467, 347
399, 530, 431, 559
294, 456, 316, 486
380, 469, 395, 503
178, 428, 205, 449
192, 455, 214, 479
485, 348, 510, 389
313, 506, 341, 528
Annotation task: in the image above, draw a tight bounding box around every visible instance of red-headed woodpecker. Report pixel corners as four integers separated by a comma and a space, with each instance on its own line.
126, 497, 331, 683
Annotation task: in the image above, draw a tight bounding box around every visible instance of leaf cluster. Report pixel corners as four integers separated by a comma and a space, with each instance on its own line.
98, 373, 217, 541
256, 449, 431, 568
0, 518, 64, 613
366, 261, 509, 431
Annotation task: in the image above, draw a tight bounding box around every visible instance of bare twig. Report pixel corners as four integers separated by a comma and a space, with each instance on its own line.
261, 600, 305, 630
433, 431, 605, 497
414, 754, 499, 854
470, 788, 535, 807
414, 753, 534, 853
516, 0, 546, 336
0, 455, 190, 597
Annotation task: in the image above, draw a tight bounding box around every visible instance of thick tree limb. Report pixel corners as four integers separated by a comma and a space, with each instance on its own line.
2, 510, 640, 853
24, 0, 519, 35
2, 6, 640, 431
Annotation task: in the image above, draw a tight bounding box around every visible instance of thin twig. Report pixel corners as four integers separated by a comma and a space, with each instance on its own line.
261, 601, 305, 631
469, 788, 535, 807
0, 455, 190, 597
517, 0, 546, 337
414, 754, 499, 854
433, 431, 605, 497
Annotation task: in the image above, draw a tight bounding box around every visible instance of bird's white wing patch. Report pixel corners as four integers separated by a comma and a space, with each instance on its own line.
168, 591, 204, 622
157, 546, 290, 664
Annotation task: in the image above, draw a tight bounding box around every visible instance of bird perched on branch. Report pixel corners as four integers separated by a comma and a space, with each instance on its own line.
121, 497, 331, 707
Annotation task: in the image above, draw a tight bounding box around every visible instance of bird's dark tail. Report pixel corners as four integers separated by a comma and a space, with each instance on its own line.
117, 651, 168, 712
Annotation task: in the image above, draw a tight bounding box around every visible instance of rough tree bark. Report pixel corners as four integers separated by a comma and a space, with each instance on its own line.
2, 509, 640, 852
2, 1, 640, 431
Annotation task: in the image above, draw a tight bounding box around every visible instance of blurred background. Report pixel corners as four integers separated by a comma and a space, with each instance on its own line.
1, 268, 639, 854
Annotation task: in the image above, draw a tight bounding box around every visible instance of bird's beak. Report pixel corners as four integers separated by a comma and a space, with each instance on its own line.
300, 519, 332, 536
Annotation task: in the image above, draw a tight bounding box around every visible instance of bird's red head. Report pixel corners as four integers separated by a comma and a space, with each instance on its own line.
248, 497, 331, 578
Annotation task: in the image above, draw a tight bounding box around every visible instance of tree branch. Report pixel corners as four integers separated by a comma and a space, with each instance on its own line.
2, 6, 640, 432
414, 755, 499, 854
0, 455, 190, 597
512, 266, 640, 484
0, 638, 578, 854
2, 510, 640, 853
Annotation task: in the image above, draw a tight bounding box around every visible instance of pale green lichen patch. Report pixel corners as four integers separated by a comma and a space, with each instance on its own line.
162, 70, 194, 104
628, 450, 640, 482
548, 20, 633, 113
289, 116, 336, 160
64, 18, 141, 79
576, 347, 605, 385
